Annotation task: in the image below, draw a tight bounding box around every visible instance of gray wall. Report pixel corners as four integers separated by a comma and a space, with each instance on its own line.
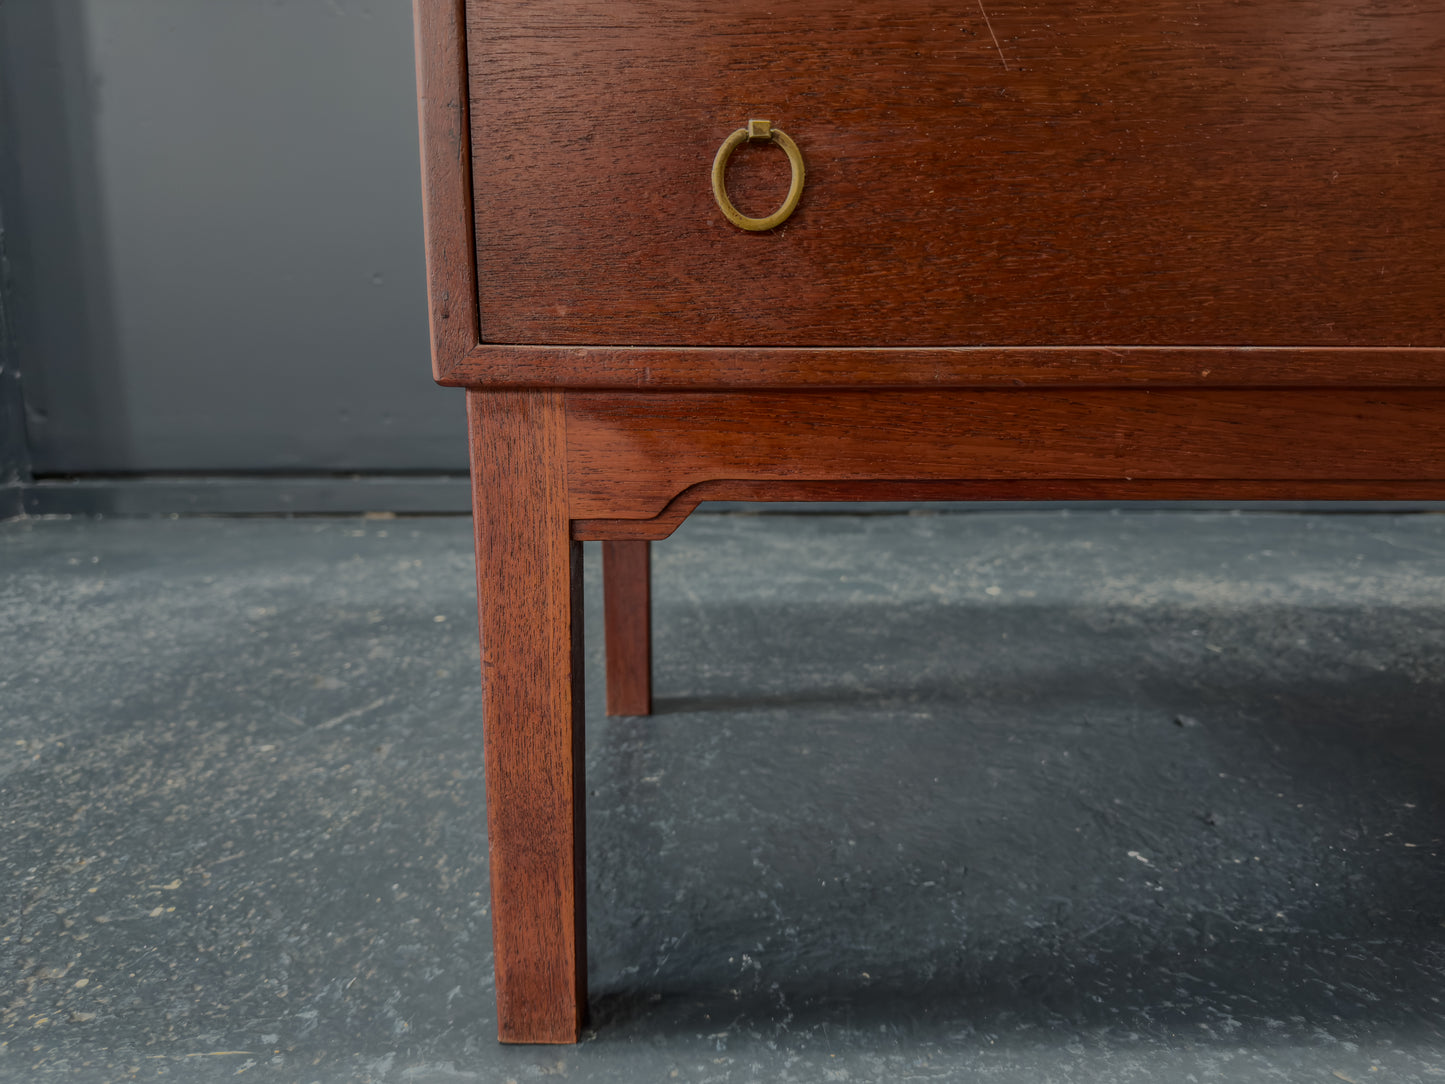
0, 0, 465, 479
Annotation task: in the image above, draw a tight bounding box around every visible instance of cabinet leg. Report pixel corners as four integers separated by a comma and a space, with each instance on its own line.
602, 540, 652, 716
467, 389, 586, 1044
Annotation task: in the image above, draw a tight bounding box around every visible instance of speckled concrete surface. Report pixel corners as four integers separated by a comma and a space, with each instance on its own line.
2, 511, 1445, 1083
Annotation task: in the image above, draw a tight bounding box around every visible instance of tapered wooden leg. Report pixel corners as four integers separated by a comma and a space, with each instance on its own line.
467, 389, 586, 1044
602, 540, 652, 716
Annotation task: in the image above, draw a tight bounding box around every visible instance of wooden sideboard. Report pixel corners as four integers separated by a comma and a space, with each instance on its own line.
412, 0, 1445, 1042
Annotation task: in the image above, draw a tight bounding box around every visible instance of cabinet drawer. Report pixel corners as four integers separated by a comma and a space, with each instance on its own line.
468, 0, 1445, 349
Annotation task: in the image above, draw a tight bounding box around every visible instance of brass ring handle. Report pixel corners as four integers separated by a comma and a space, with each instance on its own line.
710, 119, 806, 231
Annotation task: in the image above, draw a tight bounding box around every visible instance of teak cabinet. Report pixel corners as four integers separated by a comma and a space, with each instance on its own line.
412, 0, 1445, 1043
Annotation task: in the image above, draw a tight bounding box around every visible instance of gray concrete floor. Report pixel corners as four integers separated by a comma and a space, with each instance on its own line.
3, 510, 1445, 1083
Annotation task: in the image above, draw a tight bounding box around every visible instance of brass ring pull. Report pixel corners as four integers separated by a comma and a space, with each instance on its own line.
710, 119, 806, 231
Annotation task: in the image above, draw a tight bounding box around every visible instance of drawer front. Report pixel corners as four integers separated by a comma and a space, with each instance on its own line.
469, 0, 1445, 349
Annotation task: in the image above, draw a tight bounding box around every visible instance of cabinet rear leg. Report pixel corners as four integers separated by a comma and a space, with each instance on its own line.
603, 540, 652, 716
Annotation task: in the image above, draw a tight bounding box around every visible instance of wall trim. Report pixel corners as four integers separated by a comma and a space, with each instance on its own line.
20, 474, 474, 517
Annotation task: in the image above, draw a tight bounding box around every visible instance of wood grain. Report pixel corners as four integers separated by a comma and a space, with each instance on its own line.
564, 388, 1445, 522
437, 344, 1445, 389
602, 540, 652, 716
468, 0, 1445, 348
425, 0, 1445, 1048
468, 389, 585, 1043
414, 0, 480, 377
